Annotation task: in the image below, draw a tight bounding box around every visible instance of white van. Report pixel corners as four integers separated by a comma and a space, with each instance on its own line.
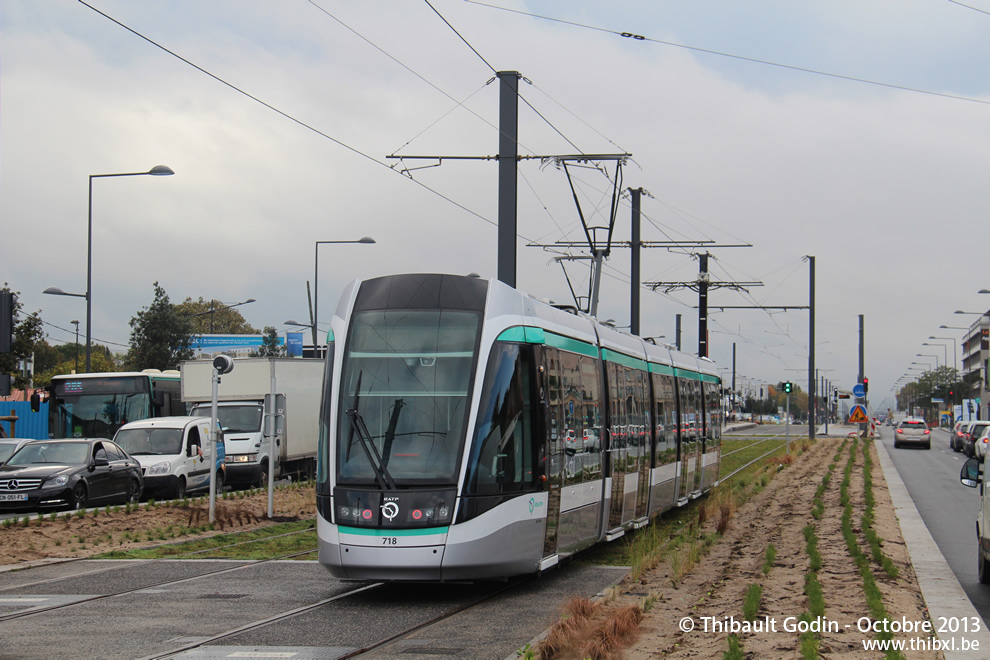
113, 416, 225, 500
960, 456, 990, 582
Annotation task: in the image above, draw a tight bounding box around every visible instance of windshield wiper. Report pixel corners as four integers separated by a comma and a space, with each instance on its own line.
381, 399, 404, 470
345, 409, 397, 490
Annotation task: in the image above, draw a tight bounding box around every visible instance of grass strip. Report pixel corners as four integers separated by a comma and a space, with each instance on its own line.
860, 439, 899, 578
723, 633, 745, 660
762, 543, 777, 576
839, 439, 904, 660
742, 583, 763, 621
92, 519, 316, 560
796, 438, 846, 659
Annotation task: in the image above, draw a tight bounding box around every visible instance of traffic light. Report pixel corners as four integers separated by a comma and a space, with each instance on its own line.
783, 382, 793, 394
0, 292, 13, 354
863, 377, 869, 394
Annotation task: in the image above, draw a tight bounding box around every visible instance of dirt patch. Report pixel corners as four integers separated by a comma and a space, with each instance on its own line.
0, 484, 316, 566
546, 438, 942, 659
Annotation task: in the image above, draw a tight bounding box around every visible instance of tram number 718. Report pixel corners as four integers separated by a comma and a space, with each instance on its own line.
382, 537, 398, 545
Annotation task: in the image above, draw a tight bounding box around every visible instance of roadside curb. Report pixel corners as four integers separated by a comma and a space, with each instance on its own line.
874, 432, 990, 656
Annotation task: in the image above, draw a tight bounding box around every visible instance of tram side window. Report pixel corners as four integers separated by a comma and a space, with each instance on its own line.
607, 363, 627, 450
630, 368, 649, 460
681, 378, 700, 437
653, 373, 677, 465
703, 381, 721, 443
465, 343, 536, 495
544, 348, 564, 456
559, 350, 602, 480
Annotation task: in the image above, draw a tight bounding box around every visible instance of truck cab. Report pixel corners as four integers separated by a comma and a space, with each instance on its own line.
113, 416, 225, 500
189, 401, 272, 488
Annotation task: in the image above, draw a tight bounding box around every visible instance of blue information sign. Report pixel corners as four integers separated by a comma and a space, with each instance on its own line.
852, 383, 865, 398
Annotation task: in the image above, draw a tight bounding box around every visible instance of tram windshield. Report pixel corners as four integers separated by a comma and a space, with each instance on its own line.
337, 310, 481, 487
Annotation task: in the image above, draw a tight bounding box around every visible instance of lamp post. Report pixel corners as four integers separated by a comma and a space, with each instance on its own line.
190, 298, 256, 333
313, 237, 375, 348
47, 165, 174, 373
929, 336, 957, 373
922, 342, 950, 370
71, 320, 80, 373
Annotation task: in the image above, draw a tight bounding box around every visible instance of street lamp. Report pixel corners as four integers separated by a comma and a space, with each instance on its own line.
916, 353, 940, 369
47, 165, 174, 373
189, 298, 256, 333
71, 320, 80, 373
313, 237, 375, 348
929, 336, 958, 372
954, 310, 986, 315
922, 342, 950, 370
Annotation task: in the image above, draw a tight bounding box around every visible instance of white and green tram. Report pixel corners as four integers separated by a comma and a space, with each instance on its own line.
317, 273, 722, 581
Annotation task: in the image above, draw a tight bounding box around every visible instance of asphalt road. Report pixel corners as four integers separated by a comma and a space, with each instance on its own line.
878, 424, 990, 624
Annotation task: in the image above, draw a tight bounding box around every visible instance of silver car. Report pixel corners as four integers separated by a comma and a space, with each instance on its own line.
965, 421, 990, 458
0, 438, 33, 466
975, 425, 990, 460
894, 418, 931, 449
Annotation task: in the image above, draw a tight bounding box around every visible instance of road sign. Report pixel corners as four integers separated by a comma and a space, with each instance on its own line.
848, 404, 868, 424
852, 383, 865, 398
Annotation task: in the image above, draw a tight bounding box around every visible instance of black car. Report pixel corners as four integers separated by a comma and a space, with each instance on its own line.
0, 438, 143, 512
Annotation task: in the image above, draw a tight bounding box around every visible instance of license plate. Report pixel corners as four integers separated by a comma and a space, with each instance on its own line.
0, 494, 29, 502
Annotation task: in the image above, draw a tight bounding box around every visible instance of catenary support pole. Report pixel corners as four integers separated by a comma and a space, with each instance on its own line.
808, 256, 816, 439
497, 71, 520, 288
630, 187, 642, 336
698, 253, 709, 357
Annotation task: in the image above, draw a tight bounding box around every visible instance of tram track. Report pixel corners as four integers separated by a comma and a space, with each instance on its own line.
0, 547, 318, 623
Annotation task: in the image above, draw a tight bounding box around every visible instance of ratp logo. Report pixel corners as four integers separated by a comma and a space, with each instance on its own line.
528, 497, 545, 514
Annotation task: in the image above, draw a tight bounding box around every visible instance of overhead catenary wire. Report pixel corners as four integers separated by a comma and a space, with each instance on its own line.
464, 0, 990, 107
78, 0, 509, 234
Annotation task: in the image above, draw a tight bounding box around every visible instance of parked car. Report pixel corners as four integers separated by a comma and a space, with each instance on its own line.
0, 438, 143, 512
894, 418, 931, 449
583, 427, 601, 452
964, 421, 990, 458
975, 425, 990, 460
563, 429, 578, 455
113, 416, 225, 500
0, 438, 33, 466
950, 420, 968, 453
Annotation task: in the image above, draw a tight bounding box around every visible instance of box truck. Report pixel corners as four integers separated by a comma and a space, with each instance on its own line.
180, 357, 324, 488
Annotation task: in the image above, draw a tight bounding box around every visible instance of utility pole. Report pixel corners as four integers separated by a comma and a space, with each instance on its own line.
732, 343, 737, 416
859, 314, 866, 433
497, 71, 520, 288
629, 188, 643, 336
676, 314, 682, 351
698, 253, 710, 357
808, 255, 816, 439
646, 253, 760, 358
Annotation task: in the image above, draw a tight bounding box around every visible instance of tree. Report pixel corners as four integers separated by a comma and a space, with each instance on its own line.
124, 282, 193, 371
174, 297, 259, 335
33, 341, 119, 386
0, 284, 45, 391
252, 326, 286, 358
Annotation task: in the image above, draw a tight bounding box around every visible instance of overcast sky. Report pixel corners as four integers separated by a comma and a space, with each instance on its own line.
3, 0, 989, 411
